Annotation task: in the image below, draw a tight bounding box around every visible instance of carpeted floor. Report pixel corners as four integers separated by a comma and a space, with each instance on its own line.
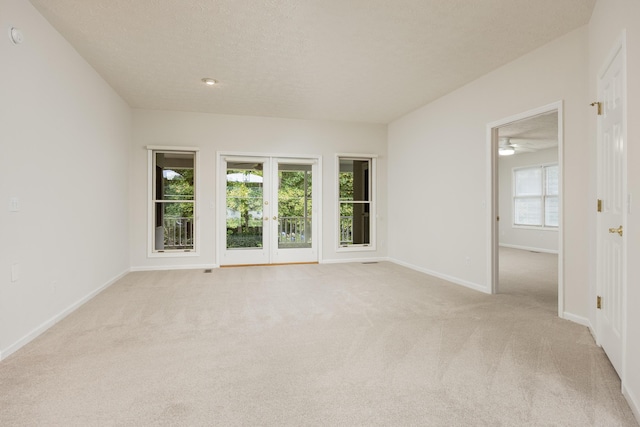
499, 246, 559, 314
0, 253, 637, 426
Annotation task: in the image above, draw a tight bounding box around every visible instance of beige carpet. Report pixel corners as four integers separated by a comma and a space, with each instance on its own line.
0, 257, 637, 426
499, 246, 559, 315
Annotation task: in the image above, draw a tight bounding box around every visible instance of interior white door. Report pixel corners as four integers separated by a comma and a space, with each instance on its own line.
220, 155, 319, 266
596, 42, 626, 377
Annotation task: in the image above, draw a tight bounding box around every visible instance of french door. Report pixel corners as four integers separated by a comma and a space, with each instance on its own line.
218, 155, 319, 266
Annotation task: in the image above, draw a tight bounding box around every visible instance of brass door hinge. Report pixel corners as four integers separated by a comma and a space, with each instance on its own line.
590, 101, 603, 115
597, 199, 602, 212
597, 295, 602, 310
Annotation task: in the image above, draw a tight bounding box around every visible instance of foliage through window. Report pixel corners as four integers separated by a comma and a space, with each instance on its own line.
277, 164, 312, 249
338, 157, 374, 247
225, 163, 264, 249
152, 151, 196, 252
513, 164, 558, 227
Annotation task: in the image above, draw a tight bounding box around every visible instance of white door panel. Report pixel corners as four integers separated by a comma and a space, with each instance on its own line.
596, 43, 626, 377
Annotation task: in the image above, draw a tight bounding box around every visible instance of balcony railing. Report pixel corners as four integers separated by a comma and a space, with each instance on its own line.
340, 216, 353, 244
162, 215, 354, 250
277, 216, 354, 245
278, 216, 311, 244
163, 216, 194, 249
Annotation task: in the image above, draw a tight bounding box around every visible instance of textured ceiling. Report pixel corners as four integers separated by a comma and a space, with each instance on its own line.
499, 112, 558, 154
28, 0, 595, 123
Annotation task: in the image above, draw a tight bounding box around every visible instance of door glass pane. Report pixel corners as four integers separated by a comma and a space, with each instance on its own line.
154, 152, 195, 251
226, 162, 264, 249
278, 164, 312, 249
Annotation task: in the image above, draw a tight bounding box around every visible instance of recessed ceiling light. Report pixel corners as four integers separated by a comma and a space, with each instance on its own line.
201, 78, 217, 86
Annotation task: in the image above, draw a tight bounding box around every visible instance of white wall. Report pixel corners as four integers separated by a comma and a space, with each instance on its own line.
0, 0, 131, 359
588, 0, 640, 418
388, 27, 589, 310
498, 148, 559, 253
130, 110, 387, 269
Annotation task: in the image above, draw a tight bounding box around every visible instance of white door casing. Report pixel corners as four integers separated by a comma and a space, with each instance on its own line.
596, 37, 627, 378
486, 102, 564, 315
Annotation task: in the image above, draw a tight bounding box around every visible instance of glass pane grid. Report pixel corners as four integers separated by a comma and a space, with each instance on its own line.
545, 165, 559, 195
545, 196, 559, 227
513, 164, 559, 228
514, 168, 542, 196
153, 152, 196, 252
338, 158, 372, 246
278, 168, 312, 249
514, 197, 542, 226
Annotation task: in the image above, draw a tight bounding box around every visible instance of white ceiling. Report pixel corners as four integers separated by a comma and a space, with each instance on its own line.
28, 0, 595, 124
499, 112, 558, 154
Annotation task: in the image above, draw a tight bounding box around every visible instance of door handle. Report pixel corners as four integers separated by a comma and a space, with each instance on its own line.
273, 216, 278, 221
608, 225, 623, 236
264, 217, 269, 221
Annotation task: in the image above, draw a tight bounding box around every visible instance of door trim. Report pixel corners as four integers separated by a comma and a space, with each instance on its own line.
485, 101, 564, 317
215, 151, 323, 266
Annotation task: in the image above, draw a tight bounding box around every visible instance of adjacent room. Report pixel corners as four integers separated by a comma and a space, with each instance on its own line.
497, 111, 560, 309
1, 0, 639, 424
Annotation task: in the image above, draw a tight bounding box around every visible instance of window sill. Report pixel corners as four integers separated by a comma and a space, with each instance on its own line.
337, 244, 377, 253
512, 225, 558, 232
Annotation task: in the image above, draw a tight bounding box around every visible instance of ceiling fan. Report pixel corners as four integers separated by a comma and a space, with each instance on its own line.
498, 138, 517, 156
498, 137, 539, 156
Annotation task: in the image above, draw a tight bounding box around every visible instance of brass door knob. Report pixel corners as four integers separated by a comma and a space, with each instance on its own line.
608, 225, 623, 236
273, 216, 278, 220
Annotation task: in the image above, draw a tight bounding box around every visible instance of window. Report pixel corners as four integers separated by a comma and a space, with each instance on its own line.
513, 164, 558, 227
337, 156, 376, 249
148, 148, 198, 254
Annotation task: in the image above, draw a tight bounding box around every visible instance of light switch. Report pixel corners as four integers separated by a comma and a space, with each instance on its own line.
9, 197, 19, 212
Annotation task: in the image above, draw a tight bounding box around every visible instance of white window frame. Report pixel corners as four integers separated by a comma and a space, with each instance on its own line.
512, 163, 558, 230
336, 154, 377, 252
147, 146, 200, 257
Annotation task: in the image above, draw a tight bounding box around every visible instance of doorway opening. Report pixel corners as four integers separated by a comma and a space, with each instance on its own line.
487, 102, 564, 317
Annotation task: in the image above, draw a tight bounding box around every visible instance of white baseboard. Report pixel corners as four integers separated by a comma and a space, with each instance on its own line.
562, 311, 591, 328
130, 264, 219, 272
587, 321, 597, 343
0, 268, 130, 361
320, 257, 390, 265
389, 258, 490, 294
623, 384, 640, 424
499, 243, 558, 254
